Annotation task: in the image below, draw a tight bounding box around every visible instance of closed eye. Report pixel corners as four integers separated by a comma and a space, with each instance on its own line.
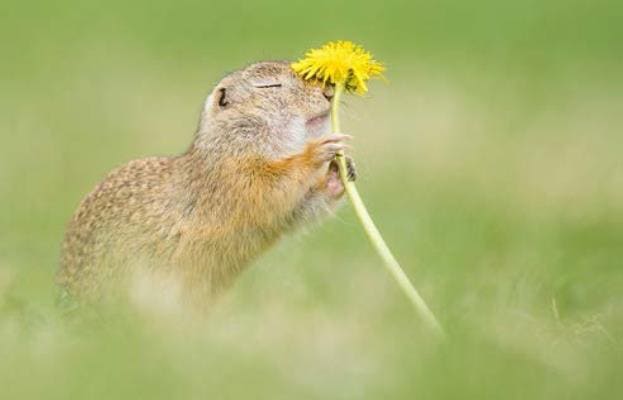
254, 83, 282, 88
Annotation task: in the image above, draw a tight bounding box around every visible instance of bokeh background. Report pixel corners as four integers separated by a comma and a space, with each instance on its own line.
1, 0, 622, 398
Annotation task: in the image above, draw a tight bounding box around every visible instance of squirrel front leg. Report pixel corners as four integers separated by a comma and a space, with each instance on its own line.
288, 156, 357, 223
235, 134, 350, 227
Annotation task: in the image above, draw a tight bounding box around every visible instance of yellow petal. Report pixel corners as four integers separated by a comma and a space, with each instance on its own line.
291, 40, 384, 95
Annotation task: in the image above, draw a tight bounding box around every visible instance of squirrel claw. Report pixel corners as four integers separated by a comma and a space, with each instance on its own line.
327, 156, 357, 183
345, 156, 357, 182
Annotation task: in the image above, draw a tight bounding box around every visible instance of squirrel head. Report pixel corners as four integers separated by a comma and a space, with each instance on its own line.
195, 61, 334, 158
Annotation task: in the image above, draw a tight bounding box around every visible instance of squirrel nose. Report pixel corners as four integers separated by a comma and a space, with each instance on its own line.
322, 85, 334, 102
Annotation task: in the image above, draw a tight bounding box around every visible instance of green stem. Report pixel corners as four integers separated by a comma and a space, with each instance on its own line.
331, 84, 444, 336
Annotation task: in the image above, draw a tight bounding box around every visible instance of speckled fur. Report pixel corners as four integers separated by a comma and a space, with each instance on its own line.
57, 61, 351, 308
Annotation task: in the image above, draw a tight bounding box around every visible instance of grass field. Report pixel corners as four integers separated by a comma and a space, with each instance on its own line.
1, 0, 622, 398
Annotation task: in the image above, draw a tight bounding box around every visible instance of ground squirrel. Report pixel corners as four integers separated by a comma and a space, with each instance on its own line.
57, 61, 356, 308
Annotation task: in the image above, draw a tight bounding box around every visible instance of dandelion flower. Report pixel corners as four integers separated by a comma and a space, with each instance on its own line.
289, 41, 443, 335
292, 40, 384, 95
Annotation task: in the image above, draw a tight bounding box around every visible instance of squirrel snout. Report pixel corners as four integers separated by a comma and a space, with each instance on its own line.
322, 85, 334, 102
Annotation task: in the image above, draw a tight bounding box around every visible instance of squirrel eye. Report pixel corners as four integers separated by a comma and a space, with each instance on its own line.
254, 83, 282, 89
217, 88, 229, 107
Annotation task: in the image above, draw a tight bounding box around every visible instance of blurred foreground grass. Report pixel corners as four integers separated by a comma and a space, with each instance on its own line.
1, 0, 622, 398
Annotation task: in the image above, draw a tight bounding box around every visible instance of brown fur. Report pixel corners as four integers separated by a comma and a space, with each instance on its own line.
57, 61, 351, 307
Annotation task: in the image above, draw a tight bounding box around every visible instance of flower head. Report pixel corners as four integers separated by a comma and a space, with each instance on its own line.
292, 40, 384, 95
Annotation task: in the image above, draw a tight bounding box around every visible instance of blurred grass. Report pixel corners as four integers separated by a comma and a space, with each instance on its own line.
1, 0, 623, 398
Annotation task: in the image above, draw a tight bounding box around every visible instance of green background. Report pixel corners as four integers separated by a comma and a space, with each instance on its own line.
1, 0, 622, 398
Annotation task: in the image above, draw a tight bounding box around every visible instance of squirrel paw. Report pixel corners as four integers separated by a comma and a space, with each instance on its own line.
345, 156, 357, 182
326, 160, 345, 198
308, 133, 352, 165
324, 156, 356, 198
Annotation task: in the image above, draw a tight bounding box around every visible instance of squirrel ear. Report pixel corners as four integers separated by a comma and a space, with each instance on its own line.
217, 87, 229, 108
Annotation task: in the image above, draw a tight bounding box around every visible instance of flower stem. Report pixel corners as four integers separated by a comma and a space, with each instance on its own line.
331, 84, 444, 336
